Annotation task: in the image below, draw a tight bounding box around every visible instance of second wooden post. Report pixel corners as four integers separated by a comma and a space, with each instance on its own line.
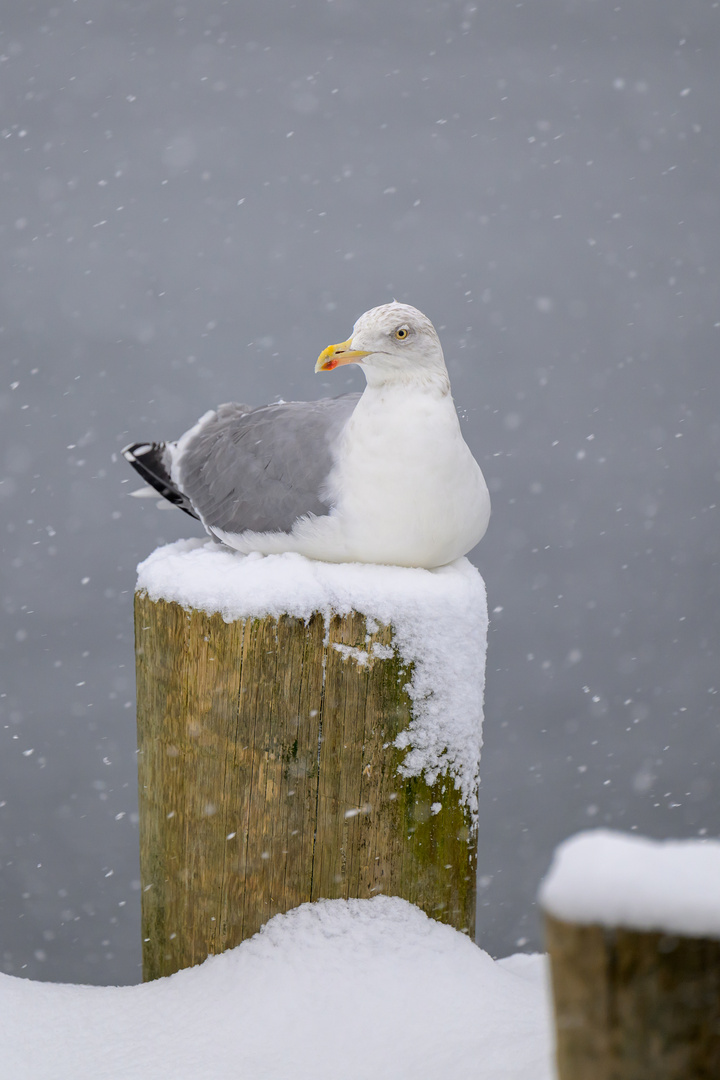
540, 830, 720, 1080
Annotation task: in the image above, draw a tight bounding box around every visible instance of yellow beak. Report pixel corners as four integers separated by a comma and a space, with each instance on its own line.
315, 337, 371, 373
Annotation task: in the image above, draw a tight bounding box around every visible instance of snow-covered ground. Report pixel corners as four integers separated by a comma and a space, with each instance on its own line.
0, 897, 552, 1080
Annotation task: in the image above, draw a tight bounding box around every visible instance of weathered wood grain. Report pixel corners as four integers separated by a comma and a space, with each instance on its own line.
135, 593, 476, 980
546, 913, 720, 1080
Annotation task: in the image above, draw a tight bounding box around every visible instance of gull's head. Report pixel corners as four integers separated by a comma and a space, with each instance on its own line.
315, 302, 449, 389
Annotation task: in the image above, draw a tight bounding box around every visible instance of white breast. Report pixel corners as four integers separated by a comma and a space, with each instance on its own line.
297, 383, 490, 568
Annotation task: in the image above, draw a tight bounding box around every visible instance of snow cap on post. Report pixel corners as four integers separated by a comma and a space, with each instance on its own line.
539, 829, 720, 938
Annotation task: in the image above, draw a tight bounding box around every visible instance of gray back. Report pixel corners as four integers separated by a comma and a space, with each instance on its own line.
178, 394, 361, 534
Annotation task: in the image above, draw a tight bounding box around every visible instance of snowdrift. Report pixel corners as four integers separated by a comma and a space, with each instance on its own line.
0, 897, 551, 1080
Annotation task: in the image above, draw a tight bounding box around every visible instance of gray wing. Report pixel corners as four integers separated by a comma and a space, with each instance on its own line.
176, 394, 361, 535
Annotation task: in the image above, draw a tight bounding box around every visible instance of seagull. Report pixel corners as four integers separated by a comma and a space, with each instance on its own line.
123, 302, 490, 569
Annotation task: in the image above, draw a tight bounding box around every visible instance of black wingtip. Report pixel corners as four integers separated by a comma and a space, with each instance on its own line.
122, 442, 156, 463
122, 441, 200, 520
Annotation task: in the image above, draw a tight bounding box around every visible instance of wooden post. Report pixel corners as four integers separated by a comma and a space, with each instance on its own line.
545, 915, 720, 1080
135, 594, 476, 981
541, 832, 720, 1080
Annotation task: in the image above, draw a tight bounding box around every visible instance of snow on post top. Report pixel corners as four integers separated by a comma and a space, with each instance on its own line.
136, 539, 488, 819
539, 830, 720, 939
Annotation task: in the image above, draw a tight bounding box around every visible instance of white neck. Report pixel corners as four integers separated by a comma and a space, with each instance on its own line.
361, 366, 451, 396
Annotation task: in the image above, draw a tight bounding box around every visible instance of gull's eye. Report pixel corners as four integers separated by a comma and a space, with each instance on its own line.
394, 325, 410, 340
